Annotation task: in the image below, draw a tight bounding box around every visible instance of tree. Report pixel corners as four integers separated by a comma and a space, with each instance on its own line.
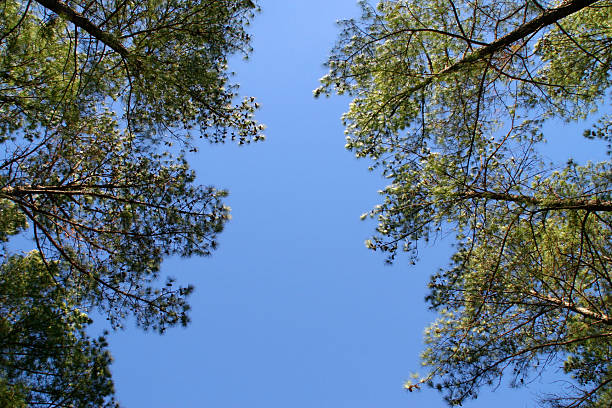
0, 0, 263, 403
319, 0, 611, 406
1, 252, 116, 407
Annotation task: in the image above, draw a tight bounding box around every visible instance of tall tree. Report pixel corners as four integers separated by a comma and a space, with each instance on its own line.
0, 0, 263, 404
319, 0, 611, 406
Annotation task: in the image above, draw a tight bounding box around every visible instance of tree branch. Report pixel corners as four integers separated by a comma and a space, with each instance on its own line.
34, 0, 131, 61
462, 189, 612, 212
528, 290, 611, 325
403, 0, 600, 94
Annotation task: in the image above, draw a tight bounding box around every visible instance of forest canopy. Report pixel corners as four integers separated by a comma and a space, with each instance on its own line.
0, 0, 262, 405
319, 0, 611, 406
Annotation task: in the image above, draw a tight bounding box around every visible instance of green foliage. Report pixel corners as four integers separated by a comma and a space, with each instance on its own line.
321, 0, 611, 406
0, 0, 262, 404
0, 252, 116, 407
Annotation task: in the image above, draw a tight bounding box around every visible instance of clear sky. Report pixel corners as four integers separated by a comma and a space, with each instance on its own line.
102, 1, 603, 407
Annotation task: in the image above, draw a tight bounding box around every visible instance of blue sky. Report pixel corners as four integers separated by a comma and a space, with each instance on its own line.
102, 1, 604, 407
